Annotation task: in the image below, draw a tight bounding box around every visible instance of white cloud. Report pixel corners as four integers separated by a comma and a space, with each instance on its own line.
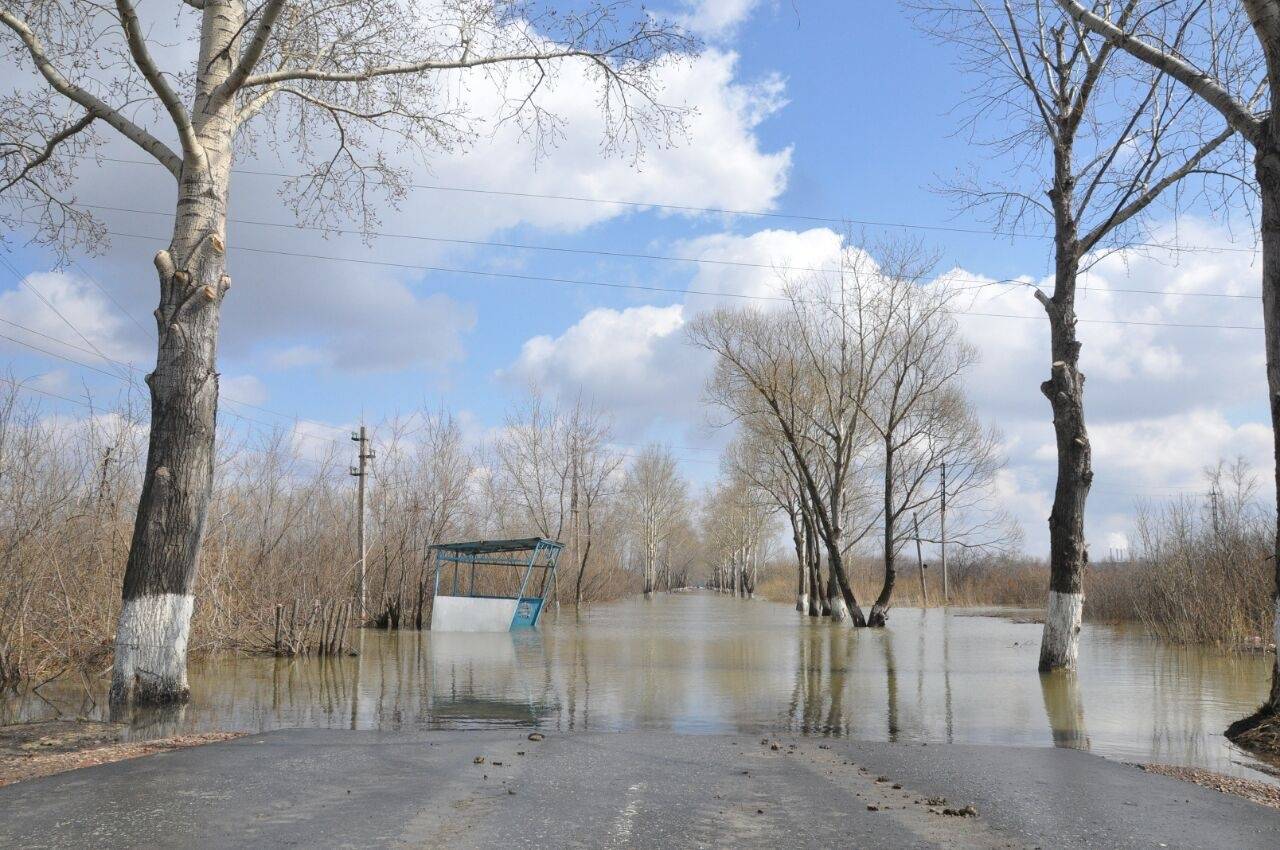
504, 304, 699, 434
673, 0, 764, 39
1087, 409, 1272, 492
2, 18, 793, 374
505, 218, 1272, 555
0, 270, 149, 366
677, 227, 843, 306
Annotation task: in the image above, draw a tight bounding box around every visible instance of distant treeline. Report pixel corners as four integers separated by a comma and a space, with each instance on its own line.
0, 385, 697, 685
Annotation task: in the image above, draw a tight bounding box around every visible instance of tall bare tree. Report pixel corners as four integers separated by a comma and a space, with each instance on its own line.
701, 470, 775, 598
0, 0, 694, 703
919, 0, 1235, 670
860, 244, 979, 625
1057, 0, 1280, 747
689, 247, 892, 625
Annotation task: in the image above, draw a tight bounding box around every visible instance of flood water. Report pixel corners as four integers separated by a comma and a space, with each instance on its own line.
5, 593, 1277, 783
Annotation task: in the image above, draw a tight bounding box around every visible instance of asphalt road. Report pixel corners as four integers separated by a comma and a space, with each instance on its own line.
1, 729, 1278, 848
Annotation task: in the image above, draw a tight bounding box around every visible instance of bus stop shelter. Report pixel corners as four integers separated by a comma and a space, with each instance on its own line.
429, 537, 562, 632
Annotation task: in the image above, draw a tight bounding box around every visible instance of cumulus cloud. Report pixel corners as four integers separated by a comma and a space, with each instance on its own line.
504, 304, 702, 435
672, 0, 764, 39
2, 11, 793, 375
0, 270, 150, 366
505, 218, 1272, 554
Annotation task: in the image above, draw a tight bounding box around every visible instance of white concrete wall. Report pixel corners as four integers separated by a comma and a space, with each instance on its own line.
431, 596, 518, 632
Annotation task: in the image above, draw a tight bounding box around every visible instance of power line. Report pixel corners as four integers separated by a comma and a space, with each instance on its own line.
85, 154, 1260, 256
0, 321, 729, 468
0, 254, 134, 382
74, 200, 1261, 301
0, 259, 352, 438
84, 225, 1264, 331
0, 321, 349, 447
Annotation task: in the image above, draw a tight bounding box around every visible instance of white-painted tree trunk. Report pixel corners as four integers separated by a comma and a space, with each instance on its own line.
828, 588, 850, 623
110, 2, 238, 705
110, 594, 194, 703
1038, 590, 1083, 672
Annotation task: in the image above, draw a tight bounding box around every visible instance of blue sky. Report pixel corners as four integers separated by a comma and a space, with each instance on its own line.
0, 0, 1270, 556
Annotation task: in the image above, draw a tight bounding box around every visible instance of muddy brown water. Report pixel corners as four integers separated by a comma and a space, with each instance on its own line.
3, 592, 1276, 784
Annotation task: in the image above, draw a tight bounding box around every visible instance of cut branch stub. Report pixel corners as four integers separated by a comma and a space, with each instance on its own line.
153, 249, 175, 279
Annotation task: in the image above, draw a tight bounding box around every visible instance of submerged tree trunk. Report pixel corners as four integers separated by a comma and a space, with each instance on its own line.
574, 535, 592, 609
826, 547, 865, 626
1037, 164, 1090, 673
1229, 141, 1280, 737
869, 439, 896, 627
110, 8, 239, 706
793, 513, 809, 613
111, 172, 231, 702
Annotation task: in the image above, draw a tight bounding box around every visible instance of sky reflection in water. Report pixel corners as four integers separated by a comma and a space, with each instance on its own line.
5, 593, 1276, 783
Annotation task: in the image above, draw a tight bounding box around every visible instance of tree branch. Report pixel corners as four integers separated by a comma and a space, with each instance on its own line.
0, 5, 182, 176
208, 0, 288, 112
242, 47, 633, 88
1056, 0, 1263, 141
113, 0, 201, 162
0, 110, 94, 193
1080, 123, 1235, 252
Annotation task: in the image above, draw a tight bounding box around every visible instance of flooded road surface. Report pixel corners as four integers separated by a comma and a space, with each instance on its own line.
4, 593, 1276, 783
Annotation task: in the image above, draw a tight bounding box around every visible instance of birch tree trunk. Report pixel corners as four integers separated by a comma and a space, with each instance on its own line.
111, 6, 239, 705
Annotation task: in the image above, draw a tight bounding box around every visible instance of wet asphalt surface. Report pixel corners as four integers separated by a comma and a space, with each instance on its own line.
1, 729, 1278, 848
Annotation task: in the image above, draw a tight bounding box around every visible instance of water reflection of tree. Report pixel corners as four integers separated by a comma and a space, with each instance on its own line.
788, 622, 826, 734
1040, 672, 1089, 750
883, 629, 899, 742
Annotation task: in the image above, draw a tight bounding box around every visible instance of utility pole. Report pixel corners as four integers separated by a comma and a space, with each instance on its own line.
1209, 487, 1221, 537
940, 462, 948, 605
351, 425, 373, 621
913, 512, 928, 607
569, 432, 579, 612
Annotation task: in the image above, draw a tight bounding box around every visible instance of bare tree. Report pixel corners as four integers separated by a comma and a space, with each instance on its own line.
703, 454, 777, 599
860, 244, 980, 625
495, 391, 572, 544
723, 427, 814, 611
564, 399, 622, 609
688, 248, 890, 625
620, 444, 688, 596
0, 0, 694, 704
919, 0, 1235, 671
1057, 0, 1280, 746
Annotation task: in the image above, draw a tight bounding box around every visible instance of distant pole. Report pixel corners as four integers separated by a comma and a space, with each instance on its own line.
351, 425, 373, 621
570, 436, 579, 612
913, 512, 928, 607
940, 461, 949, 605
